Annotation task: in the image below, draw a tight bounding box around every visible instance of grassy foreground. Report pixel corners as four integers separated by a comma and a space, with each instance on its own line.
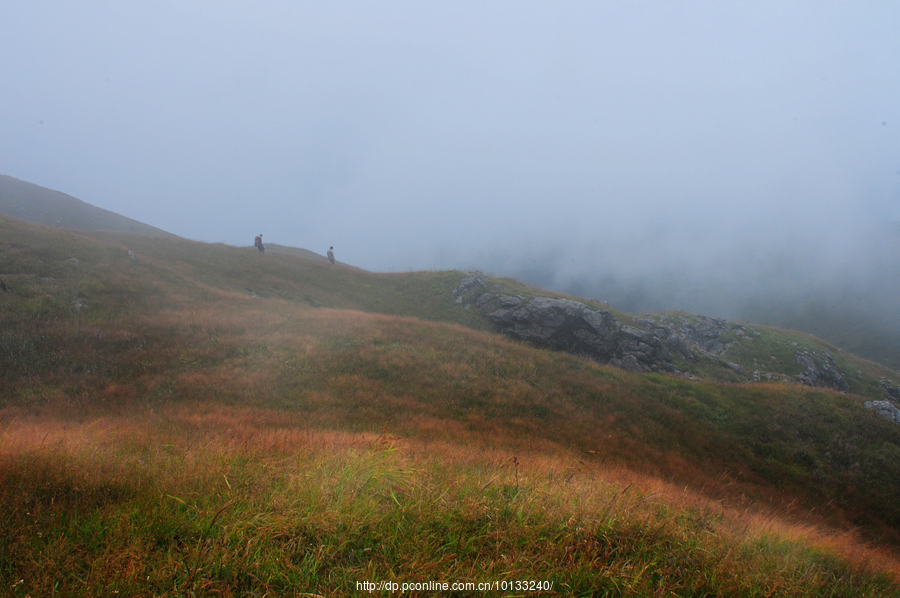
3, 216, 900, 595
3, 413, 898, 597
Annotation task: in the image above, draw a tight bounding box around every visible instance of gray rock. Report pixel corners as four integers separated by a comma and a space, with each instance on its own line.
487, 297, 620, 362
497, 294, 524, 308
724, 362, 743, 375
796, 352, 850, 392
475, 292, 496, 309
480, 293, 682, 373
678, 316, 730, 355
618, 325, 671, 365
453, 274, 487, 303
664, 333, 698, 362
865, 400, 900, 424
454, 277, 765, 378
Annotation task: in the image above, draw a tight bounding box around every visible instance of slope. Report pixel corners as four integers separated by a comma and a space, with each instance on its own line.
0, 174, 175, 236
3, 216, 900, 594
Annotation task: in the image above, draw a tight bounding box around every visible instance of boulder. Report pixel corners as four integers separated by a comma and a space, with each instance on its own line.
486, 297, 620, 362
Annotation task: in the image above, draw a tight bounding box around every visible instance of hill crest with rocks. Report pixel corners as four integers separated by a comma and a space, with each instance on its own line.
453, 273, 900, 423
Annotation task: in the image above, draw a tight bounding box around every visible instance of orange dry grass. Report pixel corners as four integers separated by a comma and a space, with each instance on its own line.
3, 404, 899, 582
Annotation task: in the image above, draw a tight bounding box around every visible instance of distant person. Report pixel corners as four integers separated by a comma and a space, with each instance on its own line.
254, 234, 266, 254
327, 246, 335, 265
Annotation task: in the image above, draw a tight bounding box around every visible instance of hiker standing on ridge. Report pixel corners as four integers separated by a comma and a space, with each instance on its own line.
327, 246, 335, 265
255, 234, 266, 254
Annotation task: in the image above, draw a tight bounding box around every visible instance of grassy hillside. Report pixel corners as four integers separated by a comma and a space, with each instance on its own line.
3, 216, 900, 595
741, 295, 900, 371
265, 242, 333, 263
0, 174, 174, 236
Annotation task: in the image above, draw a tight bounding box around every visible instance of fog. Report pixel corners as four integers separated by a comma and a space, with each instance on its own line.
2, 1, 899, 322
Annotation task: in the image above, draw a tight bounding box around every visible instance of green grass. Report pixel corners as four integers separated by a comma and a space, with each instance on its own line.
4, 215, 900, 594
742, 295, 900, 371
2, 420, 897, 597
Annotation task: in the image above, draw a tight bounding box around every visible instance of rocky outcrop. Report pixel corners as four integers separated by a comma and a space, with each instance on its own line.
795, 350, 850, 392
454, 276, 685, 374
453, 275, 487, 303
651, 315, 735, 359
483, 296, 620, 362
676, 316, 731, 355
659, 331, 698, 362
452, 275, 856, 389
610, 325, 674, 373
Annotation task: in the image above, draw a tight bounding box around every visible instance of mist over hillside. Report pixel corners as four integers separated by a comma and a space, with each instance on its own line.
0, 174, 174, 237
460, 218, 900, 368
4, 171, 899, 368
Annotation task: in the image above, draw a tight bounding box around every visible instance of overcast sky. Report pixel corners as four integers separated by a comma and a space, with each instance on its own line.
2, 1, 898, 287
